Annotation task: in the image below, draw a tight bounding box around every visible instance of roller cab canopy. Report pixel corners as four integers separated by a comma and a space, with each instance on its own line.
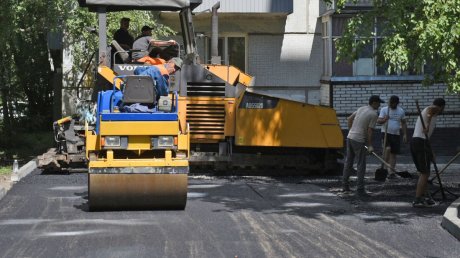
78, 0, 203, 12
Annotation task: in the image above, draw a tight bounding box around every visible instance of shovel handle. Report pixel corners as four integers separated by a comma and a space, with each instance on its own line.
365, 146, 391, 168
381, 108, 390, 169
365, 146, 406, 174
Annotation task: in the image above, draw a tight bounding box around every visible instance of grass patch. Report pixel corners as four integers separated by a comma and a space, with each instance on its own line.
0, 166, 12, 175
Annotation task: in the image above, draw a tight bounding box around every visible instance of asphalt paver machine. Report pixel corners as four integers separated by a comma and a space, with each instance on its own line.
39, 0, 344, 210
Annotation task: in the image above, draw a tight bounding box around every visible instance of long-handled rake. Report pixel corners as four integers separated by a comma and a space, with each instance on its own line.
429, 151, 460, 183
427, 151, 460, 198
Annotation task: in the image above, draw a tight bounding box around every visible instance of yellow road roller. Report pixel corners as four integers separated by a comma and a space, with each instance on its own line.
84, 75, 190, 210
79, 0, 197, 210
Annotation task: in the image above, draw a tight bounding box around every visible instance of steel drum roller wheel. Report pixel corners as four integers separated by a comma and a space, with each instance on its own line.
88, 173, 188, 210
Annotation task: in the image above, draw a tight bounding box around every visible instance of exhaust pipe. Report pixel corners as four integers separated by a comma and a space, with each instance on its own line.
211, 2, 221, 64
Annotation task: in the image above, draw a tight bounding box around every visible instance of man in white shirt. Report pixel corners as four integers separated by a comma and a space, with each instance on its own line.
410, 98, 445, 208
343, 95, 384, 195
377, 95, 408, 179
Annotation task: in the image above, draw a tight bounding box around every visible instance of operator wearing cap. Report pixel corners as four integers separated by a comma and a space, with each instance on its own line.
132, 25, 177, 61
342, 95, 385, 196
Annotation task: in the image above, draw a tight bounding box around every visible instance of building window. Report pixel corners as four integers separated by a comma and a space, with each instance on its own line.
323, 15, 424, 77
228, 37, 246, 72
322, 18, 330, 76
205, 36, 247, 72
354, 41, 374, 75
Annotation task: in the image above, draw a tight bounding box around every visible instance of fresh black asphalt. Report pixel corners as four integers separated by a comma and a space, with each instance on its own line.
0, 165, 459, 257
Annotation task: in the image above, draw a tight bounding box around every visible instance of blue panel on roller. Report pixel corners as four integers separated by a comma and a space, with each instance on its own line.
101, 113, 178, 121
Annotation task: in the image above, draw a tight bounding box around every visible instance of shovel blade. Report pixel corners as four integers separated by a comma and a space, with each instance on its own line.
396, 171, 412, 178
375, 168, 388, 181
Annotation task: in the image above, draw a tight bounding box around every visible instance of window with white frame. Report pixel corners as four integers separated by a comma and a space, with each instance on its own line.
322, 17, 331, 77
205, 35, 247, 72
323, 15, 424, 77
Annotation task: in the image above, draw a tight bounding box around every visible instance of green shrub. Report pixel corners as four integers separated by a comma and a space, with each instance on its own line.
0, 165, 12, 175
0, 131, 54, 164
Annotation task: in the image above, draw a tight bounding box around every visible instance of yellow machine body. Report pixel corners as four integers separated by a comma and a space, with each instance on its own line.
93, 63, 343, 171
235, 92, 343, 148
179, 96, 236, 143
183, 64, 344, 150
98, 65, 123, 89
205, 65, 253, 87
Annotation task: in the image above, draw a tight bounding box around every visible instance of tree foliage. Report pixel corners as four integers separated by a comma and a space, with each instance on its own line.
0, 0, 175, 135
325, 0, 460, 92
0, 0, 58, 132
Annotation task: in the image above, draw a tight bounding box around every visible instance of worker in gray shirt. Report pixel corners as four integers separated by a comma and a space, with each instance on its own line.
343, 95, 384, 195
132, 25, 176, 60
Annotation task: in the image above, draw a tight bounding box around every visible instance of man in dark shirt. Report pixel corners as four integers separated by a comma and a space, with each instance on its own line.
114, 17, 134, 50
112, 17, 134, 65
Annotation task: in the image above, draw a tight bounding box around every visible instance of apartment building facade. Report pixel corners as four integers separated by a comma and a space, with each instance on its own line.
159, 0, 459, 143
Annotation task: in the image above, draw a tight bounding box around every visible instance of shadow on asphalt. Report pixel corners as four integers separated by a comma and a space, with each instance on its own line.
186, 172, 460, 224
28, 167, 460, 222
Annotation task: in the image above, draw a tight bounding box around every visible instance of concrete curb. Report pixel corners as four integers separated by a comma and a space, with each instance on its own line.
0, 159, 37, 202
11, 159, 37, 182
441, 197, 460, 241
0, 187, 5, 201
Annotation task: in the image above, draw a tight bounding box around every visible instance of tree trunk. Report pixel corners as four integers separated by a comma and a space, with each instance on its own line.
0, 53, 12, 146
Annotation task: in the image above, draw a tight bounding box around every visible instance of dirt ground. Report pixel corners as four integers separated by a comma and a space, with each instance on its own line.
0, 174, 12, 191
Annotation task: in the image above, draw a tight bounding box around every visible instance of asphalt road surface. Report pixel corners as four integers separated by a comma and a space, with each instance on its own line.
0, 168, 459, 258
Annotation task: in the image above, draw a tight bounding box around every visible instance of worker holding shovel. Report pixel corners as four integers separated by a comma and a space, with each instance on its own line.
377, 95, 408, 179
342, 95, 384, 196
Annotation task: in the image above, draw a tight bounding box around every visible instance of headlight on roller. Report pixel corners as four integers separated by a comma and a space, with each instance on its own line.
158, 136, 174, 148
152, 136, 175, 149
104, 136, 121, 147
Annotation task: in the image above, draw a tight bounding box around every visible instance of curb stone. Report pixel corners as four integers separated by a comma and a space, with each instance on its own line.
441, 197, 460, 241
0, 159, 37, 202
0, 187, 5, 201
11, 159, 37, 182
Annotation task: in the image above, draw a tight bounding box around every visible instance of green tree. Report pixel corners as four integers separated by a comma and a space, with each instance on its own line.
0, 0, 59, 132
0, 0, 175, 134
0, 0, 15, 132
13, 1, 56, 128
325, 0, 460, 92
